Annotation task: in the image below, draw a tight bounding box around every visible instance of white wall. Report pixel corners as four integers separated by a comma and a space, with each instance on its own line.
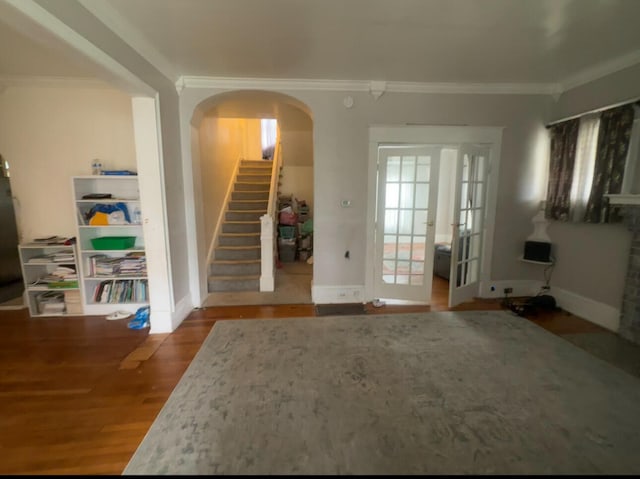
435, 148, 457, 244
180, 87, 554, 295
0, 84, 136, 242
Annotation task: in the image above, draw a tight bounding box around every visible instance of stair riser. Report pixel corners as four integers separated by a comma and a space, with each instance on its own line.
215, 248, 261, 260
235, 183, 270, 192
239, 167, 272, 175
222, 222, 261, 233
210, 262, 261, 276
218, 235, 260, 246
237, 175, 271, 183
208, 278, 260, 292
231, 191, 269, 201
229, 201, 268, 211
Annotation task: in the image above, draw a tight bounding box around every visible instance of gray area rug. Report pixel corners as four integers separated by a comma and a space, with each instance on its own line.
124, 311, 640, 475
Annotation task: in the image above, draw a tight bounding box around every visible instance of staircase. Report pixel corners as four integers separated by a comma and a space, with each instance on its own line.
208, 159, 273, 292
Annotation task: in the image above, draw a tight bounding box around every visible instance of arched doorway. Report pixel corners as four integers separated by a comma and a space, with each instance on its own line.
189, 90, 314, 306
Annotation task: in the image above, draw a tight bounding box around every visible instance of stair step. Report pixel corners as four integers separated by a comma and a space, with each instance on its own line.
237, 174, 272, 183
231, 191, 270, 201
218, 233, 260, 246
222, 221, 261, 233
241, 159, 272, 167
235, 182, 270, 192
215, 245, 261, 260
228, 200, 268, 211
208, 275, 260, 292
239, 167, 272, 175
226, 210, 267, 221
209, 260, 261, 276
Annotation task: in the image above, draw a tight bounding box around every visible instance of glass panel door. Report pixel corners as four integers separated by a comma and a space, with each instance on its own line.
374, 146, 439, 302
449, 146, 490, 307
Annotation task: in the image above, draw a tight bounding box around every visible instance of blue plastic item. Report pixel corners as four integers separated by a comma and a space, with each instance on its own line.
128, 306, 150, 330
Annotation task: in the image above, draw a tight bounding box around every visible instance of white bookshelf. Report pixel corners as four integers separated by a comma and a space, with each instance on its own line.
72, 175, 149, 315
18, 242, 82, 317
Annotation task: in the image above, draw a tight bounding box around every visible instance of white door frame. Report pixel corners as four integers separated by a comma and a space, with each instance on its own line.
365, 125, 504, 304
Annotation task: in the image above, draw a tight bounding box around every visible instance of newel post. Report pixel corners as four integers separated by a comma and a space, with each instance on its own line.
260, 214, 275, 291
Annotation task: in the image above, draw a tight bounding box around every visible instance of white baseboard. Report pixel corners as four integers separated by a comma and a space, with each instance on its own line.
312, 285, 365, 304
479, 280, 543, 299
550, 287, 620, 332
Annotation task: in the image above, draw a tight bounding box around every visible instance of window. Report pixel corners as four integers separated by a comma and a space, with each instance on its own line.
545, 102, 638, 223
568, 113, 599, 222
260, 119, 277, 160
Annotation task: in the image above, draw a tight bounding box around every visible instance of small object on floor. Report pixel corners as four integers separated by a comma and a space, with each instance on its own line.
128, 306, 150, 329
306, 255, 313, 265
507, 294, 558, 317
372, 299, 385, 308
106, 310, 132, 321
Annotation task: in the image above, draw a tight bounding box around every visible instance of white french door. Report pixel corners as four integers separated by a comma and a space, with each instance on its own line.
449, 145, 490, 307
373, 146, 440, 303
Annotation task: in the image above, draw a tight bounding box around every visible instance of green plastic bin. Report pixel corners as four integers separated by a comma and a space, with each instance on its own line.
91, 236, 136, 250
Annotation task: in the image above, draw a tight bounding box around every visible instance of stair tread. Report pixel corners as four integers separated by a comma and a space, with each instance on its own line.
224, 220, 261, 224
211, 259, 260, 264
208, 275, 260, 280
216, 245, 260, 250
220, 232, 260, 236
227, 209, 268, 213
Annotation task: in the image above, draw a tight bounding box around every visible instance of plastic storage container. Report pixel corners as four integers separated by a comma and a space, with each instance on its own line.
279, 225, 296, 239
91, 236, 136, 250
278, 238, 297, 262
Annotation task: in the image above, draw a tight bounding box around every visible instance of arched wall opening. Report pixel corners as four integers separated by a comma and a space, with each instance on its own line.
189, 90, 314, 305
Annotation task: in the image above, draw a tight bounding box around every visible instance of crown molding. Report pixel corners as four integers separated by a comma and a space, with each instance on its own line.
177, 76, 368, 93
386, 81, 560, 96
77, 0, 177, 82
0, 74, 114, 91
176, 75, 559, 96
560, 49, 640, 93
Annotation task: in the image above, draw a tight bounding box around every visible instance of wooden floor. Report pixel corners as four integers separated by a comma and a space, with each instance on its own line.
0, 278, 611, 475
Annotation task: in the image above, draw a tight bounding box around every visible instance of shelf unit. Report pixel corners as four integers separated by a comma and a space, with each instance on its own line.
72, 175, 149, 315
18, 243, 82, 317
519, 255, 554, 266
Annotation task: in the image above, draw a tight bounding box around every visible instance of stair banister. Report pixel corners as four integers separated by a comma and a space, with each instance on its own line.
260, 139, 281, 291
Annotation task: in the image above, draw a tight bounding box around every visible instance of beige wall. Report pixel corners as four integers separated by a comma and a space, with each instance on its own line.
199, 117, 246, 248
280, 166, 314, 213
0, 84, 136, 243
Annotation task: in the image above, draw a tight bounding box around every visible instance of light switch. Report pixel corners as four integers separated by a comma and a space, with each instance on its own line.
341, 200, 352, 208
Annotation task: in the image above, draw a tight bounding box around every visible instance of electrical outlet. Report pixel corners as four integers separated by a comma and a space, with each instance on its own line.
504, 287, 513, 294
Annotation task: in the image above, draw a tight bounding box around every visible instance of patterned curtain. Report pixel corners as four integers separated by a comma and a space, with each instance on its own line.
583, 104, 635, 223
545, 119, 579, 220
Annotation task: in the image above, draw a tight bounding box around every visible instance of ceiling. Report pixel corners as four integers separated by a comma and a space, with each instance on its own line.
2, 0, 640, 90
